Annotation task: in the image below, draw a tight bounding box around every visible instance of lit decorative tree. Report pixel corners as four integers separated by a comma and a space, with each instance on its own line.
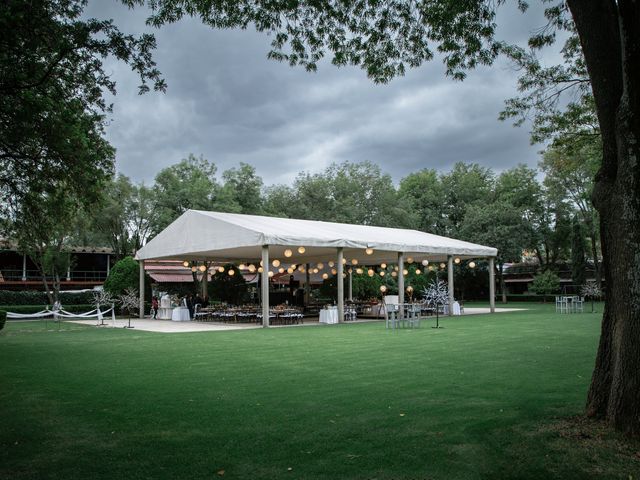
581, 281, 602, 313
119, 288, 139, 329
92, 289, 113, 326
423, 279, 449, 328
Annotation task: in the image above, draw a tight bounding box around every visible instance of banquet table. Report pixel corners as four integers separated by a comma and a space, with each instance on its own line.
171, 306, 191, 322
319, 307, 339, 324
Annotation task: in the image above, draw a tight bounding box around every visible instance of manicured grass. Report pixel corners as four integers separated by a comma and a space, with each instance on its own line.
1, 304, 638, 479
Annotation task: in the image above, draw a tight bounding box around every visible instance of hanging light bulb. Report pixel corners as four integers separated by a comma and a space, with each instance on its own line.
297, 246, 306, 254
182, 261, 190, 267
259, 260, 263, 267
287, 267, 294, 274
278, 267, 285, 274
391, 271, 397, 277
350, 259, 357, 265
380, 285, 387, 293
248, 264, 256, 273
218, 266, 225, 273
381, 263, 387, 269
341, 258, 347, 265
406, 285, 414, 293
440, 263, 446, 269
268, 271, 274, 277
356, 268, 363, 275
199, 264, 207, 272
394, 266, 399, 271
290, 264, 297, 270
284, 249, 293, 258
328, 261, 335, 267
428, 265, 434, 271
317, 262, 324, 269
342, 273, 347, 278
407, 257, 414, 264
469, 261, 476, 269
272, 259, 281, 267
322, 273, 329, 279
331, 268, 337, 275
415, 269, 422, 275
191, 266, 197, 272
313, 268, 319, 274
228, 269, 235, 276
365, 247, 374, 255
421, 259, 429, 266
238, 263, 246, 270
299, 267, 305, 273
258, 267, 263, 273
367, 269, 374, 277
454, 257, 461, 264
380, 271, 386, 277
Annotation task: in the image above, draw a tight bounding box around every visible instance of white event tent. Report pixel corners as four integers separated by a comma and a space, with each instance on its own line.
135, 210, 498, 326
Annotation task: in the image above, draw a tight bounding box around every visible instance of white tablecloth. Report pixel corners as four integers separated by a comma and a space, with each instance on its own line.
319, 308, 338, 324
171, 307, 191, 322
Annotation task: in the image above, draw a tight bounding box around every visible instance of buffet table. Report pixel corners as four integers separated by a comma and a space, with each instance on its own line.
171, 306, 191, 322
319, 307, 338, 324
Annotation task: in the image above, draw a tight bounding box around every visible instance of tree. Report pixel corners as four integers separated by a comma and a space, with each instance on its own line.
530, 270, 561, 302
440, 163, 494, 235
0, 0, 164, 212
459, 201, 530, 304
398, 169, 447, 234
10, 184, 84, 306
571, 215, 587, 290
222, 163, 264, 214
540, 140, 601, 285
151, 154, 240, 234
104, 257, 140, 297
130, 0, 640, 436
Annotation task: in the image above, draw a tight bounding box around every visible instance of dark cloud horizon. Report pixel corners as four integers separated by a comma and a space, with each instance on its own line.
87, 1, 554, 187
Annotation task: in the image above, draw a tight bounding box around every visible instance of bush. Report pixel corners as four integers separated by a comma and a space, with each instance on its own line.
0, 310, 6, 331
103, 257, 152, 306
530, 270, 561, 302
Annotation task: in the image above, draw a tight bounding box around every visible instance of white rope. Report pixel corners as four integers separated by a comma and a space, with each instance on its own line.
6, 307, 113, 320
56, 308, 113, 319
7, 309, 55, 319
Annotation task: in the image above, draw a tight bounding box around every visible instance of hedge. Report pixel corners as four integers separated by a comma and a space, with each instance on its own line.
0, 290, 95, 306
0, 310, 6, 331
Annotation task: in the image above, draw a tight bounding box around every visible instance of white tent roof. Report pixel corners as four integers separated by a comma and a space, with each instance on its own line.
135, 210, 497, 264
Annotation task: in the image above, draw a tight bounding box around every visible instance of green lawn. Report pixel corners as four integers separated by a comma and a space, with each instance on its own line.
1, 304, 638, 480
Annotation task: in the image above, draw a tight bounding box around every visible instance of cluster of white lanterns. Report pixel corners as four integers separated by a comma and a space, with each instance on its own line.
181, 247, 478, 284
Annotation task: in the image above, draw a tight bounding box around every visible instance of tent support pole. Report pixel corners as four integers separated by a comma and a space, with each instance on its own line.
348, 270, 353, 301
305, 264, 310, 306
398, 252, 404, 319
337, 248, 344, 323
489, 257, 496, 313
262, 245, 270, 327
448, 255, 454, 316
139, 260, 145, 319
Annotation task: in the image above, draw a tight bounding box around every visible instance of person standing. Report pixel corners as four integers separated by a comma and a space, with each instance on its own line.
151, 296, 159, 319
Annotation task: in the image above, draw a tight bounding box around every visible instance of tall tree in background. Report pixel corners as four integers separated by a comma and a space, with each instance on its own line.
571, 215, 587, 290
540, 140, 601, 285
398, 169, 446, 235
133, 0, 640, 436
151, 154, 240, 234
222, 163, 264, 214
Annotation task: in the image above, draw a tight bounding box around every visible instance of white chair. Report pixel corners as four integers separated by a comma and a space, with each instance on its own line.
384, 302, 399, 329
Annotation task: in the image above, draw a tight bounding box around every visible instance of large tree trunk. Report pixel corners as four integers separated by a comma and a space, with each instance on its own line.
568, 0, 640, 437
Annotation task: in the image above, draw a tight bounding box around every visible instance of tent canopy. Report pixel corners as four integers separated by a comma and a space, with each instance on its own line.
135, 210, 497, 264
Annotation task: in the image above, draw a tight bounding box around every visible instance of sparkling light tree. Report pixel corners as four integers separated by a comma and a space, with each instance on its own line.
423, 279, 449, 328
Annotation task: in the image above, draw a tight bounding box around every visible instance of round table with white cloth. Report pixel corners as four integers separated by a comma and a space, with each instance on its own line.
319, 307, 339, 324
171, 306, 191, 322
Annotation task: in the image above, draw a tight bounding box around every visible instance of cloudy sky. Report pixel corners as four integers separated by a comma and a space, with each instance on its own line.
87, 2, 556, 187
